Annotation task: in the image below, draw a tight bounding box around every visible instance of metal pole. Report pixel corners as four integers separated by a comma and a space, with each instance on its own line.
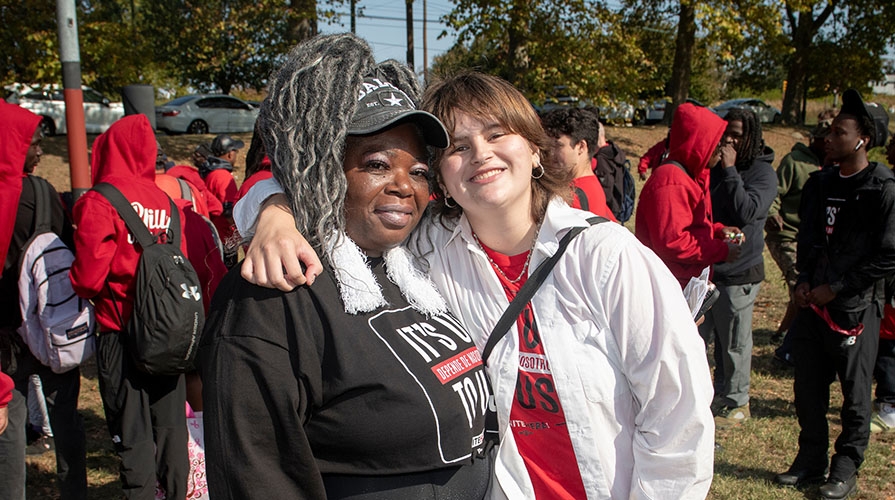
351, 0, 356, 34
406, 0, 414, 71
56, 0, 91, 201
423, 0, 428, 85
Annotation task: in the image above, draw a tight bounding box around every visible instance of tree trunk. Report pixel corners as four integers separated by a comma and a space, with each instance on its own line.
505, 2, 529, 90
781, 14, 814, 124
664, 0, 696, 125
289, 0, 318, 44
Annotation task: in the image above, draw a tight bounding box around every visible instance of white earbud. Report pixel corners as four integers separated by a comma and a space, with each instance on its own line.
854, 139, 865, 151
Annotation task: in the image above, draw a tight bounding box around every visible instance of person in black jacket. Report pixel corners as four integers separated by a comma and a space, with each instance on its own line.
699, 108, 777, 427
592, 121, 628, 219
774, 89, 895, 500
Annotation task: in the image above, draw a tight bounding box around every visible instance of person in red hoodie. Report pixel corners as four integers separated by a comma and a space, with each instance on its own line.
634, 102, 742, 287
70, 115, 189, 500
166, 162, 224, 218
1, 101, 87, 500
0, 369, 11, 435
637, 135, 668, 181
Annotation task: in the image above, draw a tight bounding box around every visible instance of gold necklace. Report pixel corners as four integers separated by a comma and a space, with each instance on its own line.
473, 218, 544, 284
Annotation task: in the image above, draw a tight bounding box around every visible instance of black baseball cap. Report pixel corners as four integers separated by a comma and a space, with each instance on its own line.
840, 89, 890, 149
211, 134, 245, 156
349, 75, 449, 148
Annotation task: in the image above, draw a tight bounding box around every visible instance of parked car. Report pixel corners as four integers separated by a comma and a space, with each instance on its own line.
5, 84, 125, 136
633, 97, 707, 125
713, 98, 782, 124
633, 98, 670, 125
155, 94, 260, 135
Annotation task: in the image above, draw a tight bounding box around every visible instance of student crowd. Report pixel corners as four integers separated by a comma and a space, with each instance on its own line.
1, 32, 894, 500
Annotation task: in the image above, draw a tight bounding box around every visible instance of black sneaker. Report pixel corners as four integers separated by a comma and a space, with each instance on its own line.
774, 466, 827, 486
819, 474, 857, 500
25, 435, 54, 456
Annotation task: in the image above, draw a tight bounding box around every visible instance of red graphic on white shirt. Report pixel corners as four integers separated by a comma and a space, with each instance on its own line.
480, 244, 587, 499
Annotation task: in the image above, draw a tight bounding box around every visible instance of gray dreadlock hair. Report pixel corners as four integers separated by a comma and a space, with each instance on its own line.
260, 33, 423, 252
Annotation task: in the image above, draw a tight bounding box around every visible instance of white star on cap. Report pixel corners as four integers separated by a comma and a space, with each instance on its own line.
383, 92, 404, 107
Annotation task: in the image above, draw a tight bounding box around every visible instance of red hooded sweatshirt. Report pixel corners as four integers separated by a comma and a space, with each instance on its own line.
0, 369, 11, 408
155, 176, 227, 312
635, 103, 729, 287
70, 115, 189, 332
0, 102, 41, 269
156, 173, 211, 218
166, 165, 224, 217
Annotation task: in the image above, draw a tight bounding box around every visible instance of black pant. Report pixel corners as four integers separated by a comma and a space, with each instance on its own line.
96, 332, 188, 500
790, 306, 880, 481
0, 331, 87, 500
875, 337, 895, 404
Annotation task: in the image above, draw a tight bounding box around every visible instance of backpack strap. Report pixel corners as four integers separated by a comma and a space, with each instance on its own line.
662, 160, 690, 178
481, 216, 607, 365
17, 176, 56, 280
573, 186, 590, 212
92, 183, 181, 249
176, 178, 193, 204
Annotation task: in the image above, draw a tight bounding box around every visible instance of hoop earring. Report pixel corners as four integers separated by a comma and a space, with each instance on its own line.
444, 196, 458, 209
532, 162, 545, 179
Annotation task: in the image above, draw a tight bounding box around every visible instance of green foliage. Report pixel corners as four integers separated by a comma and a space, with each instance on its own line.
434, 0, 673, 106
0, 0, 62, 85
0, 0, 322, 97
141, 0, 305, 94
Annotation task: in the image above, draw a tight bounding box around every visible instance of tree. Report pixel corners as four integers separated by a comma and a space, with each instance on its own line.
142, 0, 306, 94
664, 0, 695, 124
0, 1, 58, 84
718, 0, 895, 124
437, 1, 665, 106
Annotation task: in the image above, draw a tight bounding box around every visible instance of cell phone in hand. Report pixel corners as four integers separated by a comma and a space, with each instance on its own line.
695, 283, 720, 321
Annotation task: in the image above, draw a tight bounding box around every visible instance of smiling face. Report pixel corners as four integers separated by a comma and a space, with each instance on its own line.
23, 127, 42, 174
343, 122, 430, 257
438, 111, 539, 219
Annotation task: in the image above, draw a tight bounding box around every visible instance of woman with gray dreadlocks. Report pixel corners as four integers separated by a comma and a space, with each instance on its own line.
196, 34, 491, 499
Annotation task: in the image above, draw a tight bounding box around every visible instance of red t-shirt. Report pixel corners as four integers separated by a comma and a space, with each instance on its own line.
0, 370, 13, 408
571, 175, 617, 222
479, 242, 587, 499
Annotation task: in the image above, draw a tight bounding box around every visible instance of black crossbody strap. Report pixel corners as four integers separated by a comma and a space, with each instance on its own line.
92, 182, 181, 249
481, 216, 606, 365
27, 176, 53, 233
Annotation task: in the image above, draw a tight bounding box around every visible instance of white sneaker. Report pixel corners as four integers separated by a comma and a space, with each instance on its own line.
870, 402, 895, 433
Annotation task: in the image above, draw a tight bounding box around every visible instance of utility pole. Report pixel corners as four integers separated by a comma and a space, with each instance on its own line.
56, 0, 91, 200
405, 0, 414, 70
423, 0, 428, 85
351, 0, 356, 34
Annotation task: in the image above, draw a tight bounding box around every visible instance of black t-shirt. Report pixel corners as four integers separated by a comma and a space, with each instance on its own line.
824, 167, 873, 243
198, 257, 490, 499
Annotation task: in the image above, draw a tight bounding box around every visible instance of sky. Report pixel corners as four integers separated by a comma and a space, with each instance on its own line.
318, 0, 459, 73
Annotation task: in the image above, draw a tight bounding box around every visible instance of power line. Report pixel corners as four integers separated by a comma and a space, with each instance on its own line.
332, 11, 444, 23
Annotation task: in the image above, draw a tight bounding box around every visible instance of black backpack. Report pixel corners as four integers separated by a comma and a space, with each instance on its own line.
92, 183, 205, 376
617, 159, 636, 223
